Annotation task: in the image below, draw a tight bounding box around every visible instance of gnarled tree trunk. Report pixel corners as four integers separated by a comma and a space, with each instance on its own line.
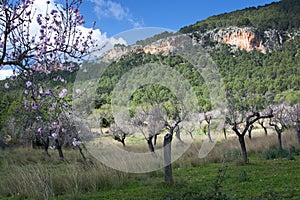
164, 133, 173, 183
147, 136, 155, 153
55, 138, 64, 160
238, 135, 248, 164
296, 123, 300, 145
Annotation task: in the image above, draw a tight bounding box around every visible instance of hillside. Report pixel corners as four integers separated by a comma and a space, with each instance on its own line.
179, 0, 300, 33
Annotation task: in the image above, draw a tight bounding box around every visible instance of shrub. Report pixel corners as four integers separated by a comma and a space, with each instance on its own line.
262, 148, 292, 160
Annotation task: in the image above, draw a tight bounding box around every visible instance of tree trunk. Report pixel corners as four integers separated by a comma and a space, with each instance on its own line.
248, 125, 253, 140
277, 131, 283, 150
55, 138, 64, 160
238, 135, 248, 164
259, 121, 268, 136
43, 137, 50, 157
147, 136, 155, 153
163, 133, 173, 183
273, 126, 283, 150
175, 126, 183, 143
223, 127, 227, 140
297, 122, 300, 145
154, 134, 158, 145
262, 125, 268, 136
78, 145, 86, 160
121, 135, 126, 147
207, 122, 213, 142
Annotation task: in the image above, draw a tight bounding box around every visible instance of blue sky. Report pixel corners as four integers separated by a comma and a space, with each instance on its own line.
81, 0, 280, 37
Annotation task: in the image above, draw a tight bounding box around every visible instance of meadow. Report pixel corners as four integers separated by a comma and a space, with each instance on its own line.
0, 130, 299, 200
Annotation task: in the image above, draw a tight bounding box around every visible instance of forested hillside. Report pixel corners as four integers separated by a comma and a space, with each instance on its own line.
180, 0, 300, 33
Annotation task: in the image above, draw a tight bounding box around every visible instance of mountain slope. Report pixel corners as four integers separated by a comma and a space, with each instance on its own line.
179, 0, 300, 34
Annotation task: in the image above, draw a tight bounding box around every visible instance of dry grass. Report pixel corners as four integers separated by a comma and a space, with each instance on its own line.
0, 148, 128, 200
173, 129, 300, 167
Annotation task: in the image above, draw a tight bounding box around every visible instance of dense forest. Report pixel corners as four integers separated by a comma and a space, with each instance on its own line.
180, 0, 300, 33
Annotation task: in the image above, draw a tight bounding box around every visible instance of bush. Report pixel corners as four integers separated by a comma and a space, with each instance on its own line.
262, 148, 294, 160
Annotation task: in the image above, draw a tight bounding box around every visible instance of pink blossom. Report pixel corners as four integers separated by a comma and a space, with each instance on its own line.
72, 138, 81, 147
44, 89, 52, 96
31, 101, 38, 110
76, 89, 81, 94
39, 87, 44, 94
51, 133, 58, 139
26, 81, 32, 88
59, 88, 68, 98
38, 127, 42, 133
24, 100, 29, 108
4, 83, 9, 89
50, 103, 56, 110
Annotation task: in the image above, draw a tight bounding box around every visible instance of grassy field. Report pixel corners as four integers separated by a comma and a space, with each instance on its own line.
0, 131, 299, 200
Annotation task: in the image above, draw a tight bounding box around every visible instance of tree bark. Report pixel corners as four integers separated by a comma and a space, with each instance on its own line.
164, 133, 173, 183
43, 137, 50, 157
259, 121, 268, 136
238, 135, 248, 164
78, 145, 86, 160
207, 121, 213, 143
55, 138, 64, 160
248, 125, 254, 140
223, 127, 227, 140
147, 136, 155, 153
262, 124, 268, 136
175, 125, 183, 143
296, 123, 300, 145
277, 131, 283, 150
154, 134, 158, 146
121, 135, 126, 147
271, 124, 283, 150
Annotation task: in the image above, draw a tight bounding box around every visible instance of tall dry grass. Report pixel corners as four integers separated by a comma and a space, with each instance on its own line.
173, 129, 300, 167
0, 148, 128, 199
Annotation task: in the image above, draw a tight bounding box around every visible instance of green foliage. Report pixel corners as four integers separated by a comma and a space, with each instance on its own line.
211, 36, 300, 106
95, 52, 209, 113
180, 0, 300, 33
262, 148, 299, 160
136, 31, 175, 46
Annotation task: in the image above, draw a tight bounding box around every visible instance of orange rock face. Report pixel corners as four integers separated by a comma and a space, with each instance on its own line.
222, 28, 266, 53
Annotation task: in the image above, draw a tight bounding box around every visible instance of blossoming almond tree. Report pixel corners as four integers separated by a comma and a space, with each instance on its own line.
1, 0, 97, 159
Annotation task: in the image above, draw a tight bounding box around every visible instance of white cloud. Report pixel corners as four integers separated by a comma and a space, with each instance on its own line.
0, 70, 13, 80
77, 26, 127, 59
0, 0, 126, 67
90, 0, 143, 28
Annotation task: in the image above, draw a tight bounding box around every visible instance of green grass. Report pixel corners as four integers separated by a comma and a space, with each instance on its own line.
54, 156, 300, 200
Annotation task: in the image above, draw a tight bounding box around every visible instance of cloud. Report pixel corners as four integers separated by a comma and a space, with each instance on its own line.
90, 0, 143, 28
77, 26, 127, 58
0, 0, 126, 70
0, 70, 13, 80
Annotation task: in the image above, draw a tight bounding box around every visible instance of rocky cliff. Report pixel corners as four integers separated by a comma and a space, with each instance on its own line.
102, 27, 297, 61
102, 35, 191, 61
191, 26, 284, 53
